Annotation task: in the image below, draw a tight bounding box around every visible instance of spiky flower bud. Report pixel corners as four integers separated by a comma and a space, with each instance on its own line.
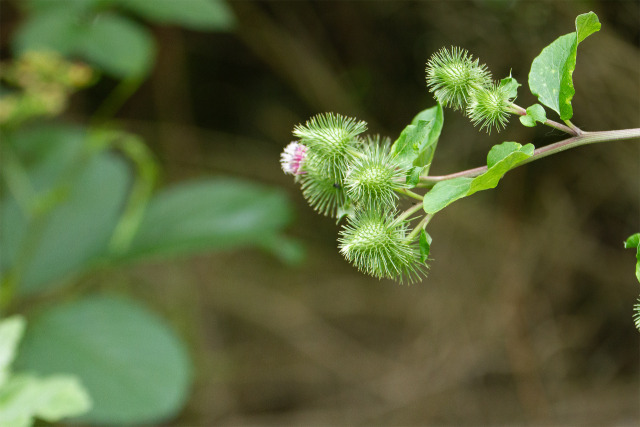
299, 151, 347, 217
344, 139, 408, 211
425, 47, 491, 111
293, 113, 366, 177
338, 209, 426, 283
466, 83, 514, 133
280, 141, 308, 176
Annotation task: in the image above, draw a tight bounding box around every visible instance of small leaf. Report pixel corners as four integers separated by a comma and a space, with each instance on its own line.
486, 141, 534, 169
519, 115, 537, 127
406, 166, 426, 188
15, 296, 192, 425
624, 233, 640, 283
423, 177, 473, 215
121, 178, 294, 261
528, 12, 600, 120
419, 230, 432, 263
116, 0, 236, 31
519, 105, 547, 127
499, 74, 520, 99
576, 11, 601, 43
391, 103, 444, 172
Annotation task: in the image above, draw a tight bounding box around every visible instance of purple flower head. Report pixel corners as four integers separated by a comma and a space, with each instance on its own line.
280, 141, 308, 175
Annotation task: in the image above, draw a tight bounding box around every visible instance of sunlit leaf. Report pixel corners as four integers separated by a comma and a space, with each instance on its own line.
528, 12, 600, 120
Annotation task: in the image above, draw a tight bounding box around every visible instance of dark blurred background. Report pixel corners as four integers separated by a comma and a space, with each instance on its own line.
3, 0, 640, 425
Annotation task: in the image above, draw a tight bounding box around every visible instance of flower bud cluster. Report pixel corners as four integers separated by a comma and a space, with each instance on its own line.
281, 113, 427, 283
425, 47, 515, 133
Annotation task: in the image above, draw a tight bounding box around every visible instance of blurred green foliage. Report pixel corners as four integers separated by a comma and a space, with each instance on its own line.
0, 0, 298, 425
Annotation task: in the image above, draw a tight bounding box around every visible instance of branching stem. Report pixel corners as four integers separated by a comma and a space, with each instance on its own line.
418, 127, 640, 187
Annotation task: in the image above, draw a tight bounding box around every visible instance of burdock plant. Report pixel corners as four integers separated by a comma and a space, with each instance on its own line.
281, 12, 640, 330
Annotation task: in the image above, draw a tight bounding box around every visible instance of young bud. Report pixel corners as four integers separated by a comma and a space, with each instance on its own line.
293, 113, 366, 175
425, 47, 491, 111
344, 139, 407, 211
466, 83, 514, 133
338, 209, 426, 283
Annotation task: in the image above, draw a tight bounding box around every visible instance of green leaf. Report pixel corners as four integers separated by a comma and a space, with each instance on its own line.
406, 166, 426, 188
116, 0, 235, 31
469, 142, 534, 194
120, 178, 294, 261
423, 142, 534, 215
419, 230, 432, 263
0, 316, 26, 387
624, 233, 640, 283
0, 125, 132, 295
528, 12, 600, 120
391, 103, 444, 172
0, 374, 92, 425
15, 296, 192, 425
79, 13, 156, 78
423, 177, 473, 215
499, 74, 520, 99
576, 11, 602, 43
519, 103, 547, 127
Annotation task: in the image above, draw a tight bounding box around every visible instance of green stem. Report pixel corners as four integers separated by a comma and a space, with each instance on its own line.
396, 188, 423, 201
418, 127, 640, 187
407, 214, 433, 241
91, 75, 144, 125
396, 202, 424, 223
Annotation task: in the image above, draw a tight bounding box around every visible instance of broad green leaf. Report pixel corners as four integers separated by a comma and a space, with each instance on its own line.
0, 125, 132, 295
624, 233, 640, 283
0, 316, 25, 387
423, 142, 534, 215
419, 230, 432, 263
469, 142, 534, 194
120, 178, 294, 261
423, 177, 473, 214
116, 0, 236, 31
15, 296, 191, 425
0, 374, 92, 425
528, 12, 600, 120
391, 103, 444, 172
78, 13, 155, 78
519, 104, 547, 127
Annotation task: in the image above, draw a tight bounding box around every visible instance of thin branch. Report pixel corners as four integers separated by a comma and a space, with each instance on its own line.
418, 128, 640, 187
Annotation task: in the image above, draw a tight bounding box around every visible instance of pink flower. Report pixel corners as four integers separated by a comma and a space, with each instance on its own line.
280, 141, 308, 175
